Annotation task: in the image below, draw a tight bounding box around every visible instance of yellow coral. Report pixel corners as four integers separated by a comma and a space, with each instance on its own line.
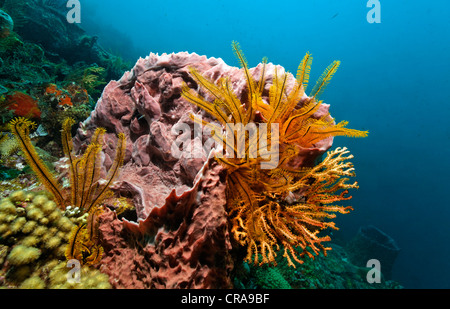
48, 261, 111, 289
10, 217, 26, 233
32, 194, 48, 207
0, 191, 110, 288
41, 200, 57, 215
0, 200, 17, 214
26, 207, 44, 221
20, 277, 46, 289
47, 210, 62, 222
21, 220, 37, 234
7, 245, 41, 265
44, 236, 62, 249
19, 235, 40, 247
9, 190, 26, 203
32, 225, 47, 237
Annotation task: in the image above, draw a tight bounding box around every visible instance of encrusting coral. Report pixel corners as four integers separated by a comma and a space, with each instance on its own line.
181, 42, 368, 267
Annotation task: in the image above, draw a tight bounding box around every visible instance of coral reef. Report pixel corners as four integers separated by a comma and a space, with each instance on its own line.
0, 0, 127, 79
252, 265, 292, 289
0, 0, 131, 167
0, 42, 403, 288
0, 2, 382, 287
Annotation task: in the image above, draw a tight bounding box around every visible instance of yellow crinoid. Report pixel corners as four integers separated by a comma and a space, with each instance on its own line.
181, 42, 368, 267
9, 117, 126, 265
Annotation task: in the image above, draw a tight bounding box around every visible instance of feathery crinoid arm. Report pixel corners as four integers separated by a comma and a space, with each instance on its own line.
182, 68, 248, 125
309, 60, 340, 99
9, 117, 65, 208
84, 211, 104, 265
241, 147, 360, 268
267, 67, 289, 124
76, 142, 103, 211
280, 98, 322, 141
232, 41, 257, 102
78, 127, 107, 211
83, 132, 126, 214
296, 52, 313, 91
65, 219, 103, 266
181, 83, 218, 118
232, 41, 260, 121
257, 57, 268, 95
298, 119, 369, 147
61, 118, 79, 208
65, 223, 86, 262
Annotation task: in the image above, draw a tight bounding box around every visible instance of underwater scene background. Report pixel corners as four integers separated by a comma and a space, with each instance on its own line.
0, 0, 449, 289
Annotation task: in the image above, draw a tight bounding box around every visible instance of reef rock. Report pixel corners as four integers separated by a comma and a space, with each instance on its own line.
0, 9, 13, 38
346, 225, 400, 280
73, 52, 333, 288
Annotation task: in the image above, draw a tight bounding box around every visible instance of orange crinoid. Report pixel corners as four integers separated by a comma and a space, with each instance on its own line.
181, 42, 368, 267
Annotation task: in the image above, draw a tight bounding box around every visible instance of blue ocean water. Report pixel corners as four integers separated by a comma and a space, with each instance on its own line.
80, 0, 450, 288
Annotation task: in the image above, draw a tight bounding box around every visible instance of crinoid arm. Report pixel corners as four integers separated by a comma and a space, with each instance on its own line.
232, 41, 257, 105
61, 118, 126, 215
9, 117, 65, 208
81, 132, 126, 214
309, 60, 340, 99
296, 52, 313, 91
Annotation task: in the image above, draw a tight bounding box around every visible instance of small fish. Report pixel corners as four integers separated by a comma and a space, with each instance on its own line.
29, 124, 48, 138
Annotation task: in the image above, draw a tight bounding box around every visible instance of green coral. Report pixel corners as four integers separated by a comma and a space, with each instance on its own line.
253, 265, 291, 289
0, 31, 51, 84
0, 190, 111, 289
65, 64, 107, 99
0, 32, 23, 53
